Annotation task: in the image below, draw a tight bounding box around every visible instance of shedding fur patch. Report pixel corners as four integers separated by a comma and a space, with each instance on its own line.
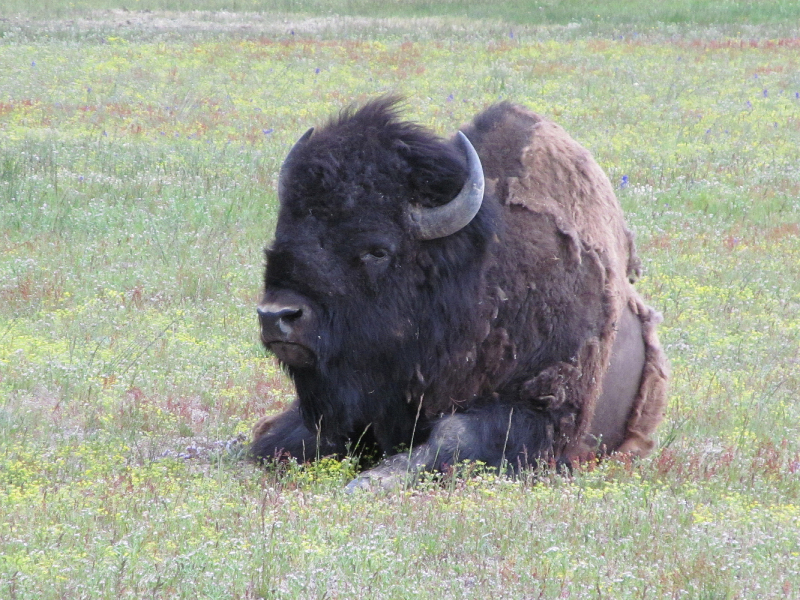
617, 298, 670, 456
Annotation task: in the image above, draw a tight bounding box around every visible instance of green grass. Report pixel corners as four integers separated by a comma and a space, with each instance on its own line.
2, 0, 800, 26
2, 4, 800, 599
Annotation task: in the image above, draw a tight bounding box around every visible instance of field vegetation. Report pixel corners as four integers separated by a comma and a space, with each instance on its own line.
1, 1, 799, 598
3, 0, 800, 27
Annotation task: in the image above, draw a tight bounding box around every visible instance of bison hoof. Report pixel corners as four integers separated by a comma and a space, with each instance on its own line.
344, 475, 380, 493
344, 454, 424, 493
344, 471, 409, 493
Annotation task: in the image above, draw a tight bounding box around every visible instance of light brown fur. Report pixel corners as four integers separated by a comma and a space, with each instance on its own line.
473, 104, 668, 457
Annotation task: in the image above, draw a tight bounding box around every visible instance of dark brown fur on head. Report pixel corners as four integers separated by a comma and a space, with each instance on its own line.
262, 96, 499, 453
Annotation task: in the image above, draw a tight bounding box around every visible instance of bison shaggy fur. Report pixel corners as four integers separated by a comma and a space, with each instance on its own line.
251, 97, 668, 487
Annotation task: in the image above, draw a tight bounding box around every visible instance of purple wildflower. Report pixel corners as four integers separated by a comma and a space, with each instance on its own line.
620, 175, 629, 189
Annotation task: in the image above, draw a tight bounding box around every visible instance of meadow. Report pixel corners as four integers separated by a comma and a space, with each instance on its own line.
1, 2, 799, 598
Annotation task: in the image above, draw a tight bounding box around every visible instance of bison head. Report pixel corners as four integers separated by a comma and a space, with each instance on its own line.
257, 97, 497, 450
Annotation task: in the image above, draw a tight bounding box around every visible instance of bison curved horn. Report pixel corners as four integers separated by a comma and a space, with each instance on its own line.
278, 127, 314, 203
409, 131, 485, 241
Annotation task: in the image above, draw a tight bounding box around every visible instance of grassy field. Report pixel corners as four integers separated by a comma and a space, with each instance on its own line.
3, 0, 800, 26
1, 2, 800, 598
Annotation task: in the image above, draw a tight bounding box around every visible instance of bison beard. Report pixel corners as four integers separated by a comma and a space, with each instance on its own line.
251, 97, 669, 489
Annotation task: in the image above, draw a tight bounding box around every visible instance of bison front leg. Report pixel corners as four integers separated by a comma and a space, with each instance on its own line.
250, 401, 345, 463
345, 397, 578, 492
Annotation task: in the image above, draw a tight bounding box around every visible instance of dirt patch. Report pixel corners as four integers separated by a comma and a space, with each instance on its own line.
1, 9, 513, 41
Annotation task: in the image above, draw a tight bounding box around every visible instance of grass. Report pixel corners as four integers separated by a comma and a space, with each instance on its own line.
3, 0, 800, 26
1, 3, 800, 598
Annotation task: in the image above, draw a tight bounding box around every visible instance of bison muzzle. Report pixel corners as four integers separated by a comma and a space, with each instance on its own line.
251, 97, 669, 489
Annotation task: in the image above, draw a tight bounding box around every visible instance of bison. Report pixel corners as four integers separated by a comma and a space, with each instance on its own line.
252, 97, 668, 489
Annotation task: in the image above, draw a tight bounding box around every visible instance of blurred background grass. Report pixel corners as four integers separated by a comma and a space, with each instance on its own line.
2, 0, 800, 25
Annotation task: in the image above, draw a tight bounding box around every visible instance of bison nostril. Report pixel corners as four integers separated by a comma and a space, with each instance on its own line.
258, 304, 306, 338
276, 307, 302, 321
289, 308, 302, 320
277, 308, 301, 334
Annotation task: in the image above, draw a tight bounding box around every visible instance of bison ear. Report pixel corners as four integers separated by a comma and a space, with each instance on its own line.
278, 127, 314, 203
408, 131, 485, 240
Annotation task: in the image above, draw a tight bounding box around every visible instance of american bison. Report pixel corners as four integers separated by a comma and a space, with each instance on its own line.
252, 97, 668, 488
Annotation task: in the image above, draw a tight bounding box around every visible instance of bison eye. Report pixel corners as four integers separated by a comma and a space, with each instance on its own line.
358, 249, 392, 283
361, 248, 389, 262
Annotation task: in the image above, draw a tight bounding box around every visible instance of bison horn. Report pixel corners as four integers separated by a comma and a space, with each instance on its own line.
409, 131, 485, 240
278, 127, 314, 203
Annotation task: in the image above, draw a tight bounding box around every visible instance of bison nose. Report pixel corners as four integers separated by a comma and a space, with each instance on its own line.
257, 305, 303, 335
258, 303, 304, 338
257, 298, 317, 368
257, 299, 315, 346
